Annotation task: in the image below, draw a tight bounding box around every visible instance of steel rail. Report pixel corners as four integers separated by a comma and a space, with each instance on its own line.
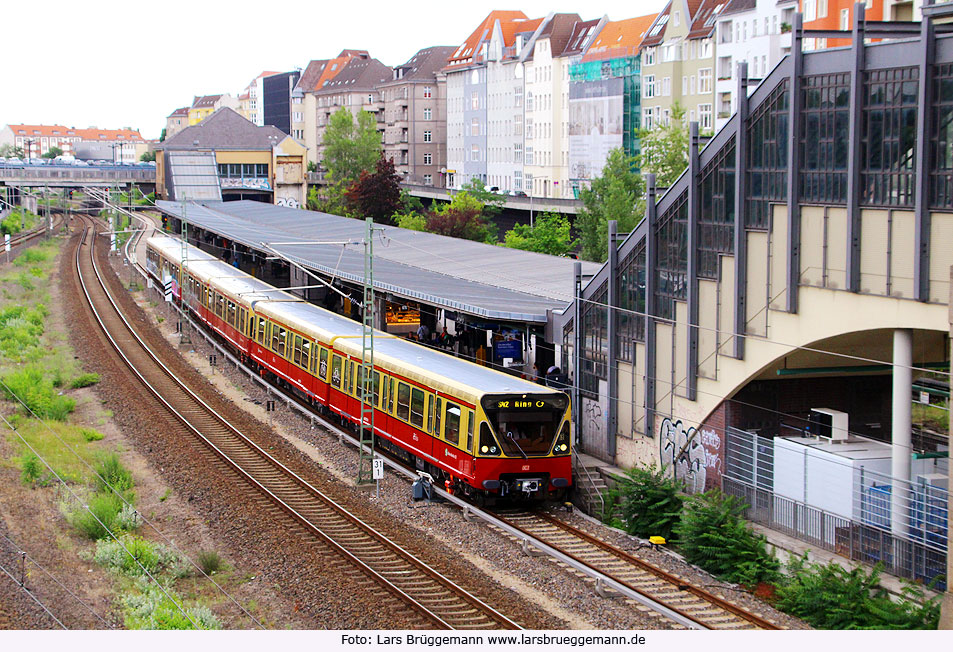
74, 218, 520, 630
120, 222, 781, 632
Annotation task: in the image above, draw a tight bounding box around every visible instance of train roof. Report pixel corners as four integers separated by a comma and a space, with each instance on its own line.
147, 236, 557, 401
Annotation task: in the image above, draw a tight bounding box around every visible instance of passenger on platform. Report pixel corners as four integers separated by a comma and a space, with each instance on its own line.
416, 322, 430, 342
438, 326, 453, 350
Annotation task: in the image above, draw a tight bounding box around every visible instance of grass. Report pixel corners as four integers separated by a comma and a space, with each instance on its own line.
912, 402, 948, 432
6, 419, 102, 485
70, 373, 101, 389
197, 550, 224, 576
0, 208, 40, 236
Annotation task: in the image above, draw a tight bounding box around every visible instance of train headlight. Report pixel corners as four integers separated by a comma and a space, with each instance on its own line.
481, 445, 489, 453
552, 421, 571, 455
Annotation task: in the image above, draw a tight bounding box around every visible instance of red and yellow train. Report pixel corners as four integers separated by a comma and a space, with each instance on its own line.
145, 236, 572, 502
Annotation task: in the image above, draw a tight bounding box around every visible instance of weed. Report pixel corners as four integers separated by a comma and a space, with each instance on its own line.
69, 493, 123, 539
95, 453, 134, 495
1, 365, 76, 420
12, 248, 51, 266
80, 427, 104, 442
114, 503, 141, 532
157, 317, 165, 324
122, 583, 221, 630
20, 453, 43, 485
197, 550, 223, 576
70, 372, 101, 389
159, 488, 172, 502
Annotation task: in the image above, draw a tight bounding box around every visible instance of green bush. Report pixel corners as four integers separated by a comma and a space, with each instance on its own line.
13, 248, 51, 266
69, 493, 123, 539
674, 490, 781, 587
70, 372, 101, 389
604, 465, 684, 540
20, 453, 43, 485
197, 550, 223, 576
775, 555, 940, 629
80, 427, 104, 442
0, 304, 46, 359
95, 453, 134, 495
1, 364, 76, 420
122, 583, 220, 630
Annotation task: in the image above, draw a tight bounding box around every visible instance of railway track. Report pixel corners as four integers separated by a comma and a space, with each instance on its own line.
72, 216, 522, 630
490, 510, 781, 630
115, 213, 788, 631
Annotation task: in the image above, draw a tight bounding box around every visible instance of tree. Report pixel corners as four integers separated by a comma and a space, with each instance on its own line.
576, 147, 644, 262
502, 212, 576, 256
322, 107, 382, 185
306, 160, 318, 173
459, 177, 505, 218
0, 144, 24, 158
394, 212, 427, 231
344, 154, 402, 223
159, 128, 167, 142
636, 102, 690, 188
139, 151, 156, 162
425, 191, 497, 243
41, 146, 64, 159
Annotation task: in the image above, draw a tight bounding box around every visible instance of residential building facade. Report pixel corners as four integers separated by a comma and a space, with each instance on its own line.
0, 124, 80, 157
640, 0, 722, 134
379, 46, 455, 186
189, 94, 240, 126
165, 107, 190, 141
262, 71, 301, 135
714, 0, 795, 131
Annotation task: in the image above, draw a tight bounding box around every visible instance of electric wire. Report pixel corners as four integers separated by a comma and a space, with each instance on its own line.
0, 412, 198, 629
0, 532, 112, 628
0, 559, 66, 630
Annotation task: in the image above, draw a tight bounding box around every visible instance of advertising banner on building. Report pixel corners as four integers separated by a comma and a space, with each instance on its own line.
569, 78, 624, 182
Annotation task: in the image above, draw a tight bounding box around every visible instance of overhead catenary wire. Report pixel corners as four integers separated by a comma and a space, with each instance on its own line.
0, 412, 199, 629
0, 558, 66, 630
0, 531, 113, 628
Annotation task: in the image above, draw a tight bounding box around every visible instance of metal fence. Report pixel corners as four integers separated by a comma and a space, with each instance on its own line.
723, 427, 948, 590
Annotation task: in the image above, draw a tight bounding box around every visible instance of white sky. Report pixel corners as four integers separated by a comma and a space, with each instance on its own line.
3, 1, 668, 141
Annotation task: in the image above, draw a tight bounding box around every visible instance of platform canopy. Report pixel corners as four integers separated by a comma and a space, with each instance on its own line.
155, 200, 600, 323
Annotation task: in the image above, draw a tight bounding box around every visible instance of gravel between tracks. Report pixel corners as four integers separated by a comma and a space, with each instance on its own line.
72, 226, 569, 630
98, 225, 807, 631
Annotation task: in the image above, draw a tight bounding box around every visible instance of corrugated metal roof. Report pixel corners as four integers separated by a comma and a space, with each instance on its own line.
155, 200, 599, 324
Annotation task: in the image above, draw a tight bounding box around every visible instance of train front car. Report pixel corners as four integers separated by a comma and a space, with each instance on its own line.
474, 391, 572, 502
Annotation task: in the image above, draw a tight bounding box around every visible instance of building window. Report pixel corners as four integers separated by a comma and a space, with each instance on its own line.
423, 174, 433, 185
699, 104, 713, 130
644, 75, 656, 98
471, 119, 480, 137
525, 146, 534, 166
423, 86, 432, 98
514, 143, 522, 163
805, 0, 817, 21
662, 77, 671, 97
819, 0, 829, 18
643, 109, 654, 130
644, 47, 655, 66
471, 145, 480, 161
514, 170, 522, 190
514, 87, 523, 107
471, 92, 479, 110
699, 68, 713, 94
423, 130, 432, 143
840, 8, 849, 30
423, 152, 432, 165
423, 107, 432, 120
747, 80, 789, 228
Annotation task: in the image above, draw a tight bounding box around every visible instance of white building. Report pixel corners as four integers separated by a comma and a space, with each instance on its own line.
714, 0, 796, 131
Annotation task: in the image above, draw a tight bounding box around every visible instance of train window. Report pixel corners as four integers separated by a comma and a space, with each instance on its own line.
445, 403, 461, 446
372, 371, 380, 406
331, 355, 342, 388
396, 383, 411, 421
344, 359, 352, 395
278, 328, 287, 357
427, 396, 434, 433
479, 422, 500, 456
435, 398, 442, 436
319, 349, 328, 379
257, 318, 266, 344
382, 376, 390, 412
301, 340, 310, 370
271, 324, 279, 352
293, 335, 302, 365
410, 388, 425, 428
466, 411, 474, 452
227, 301, 236, 326
239, 308, 247, 335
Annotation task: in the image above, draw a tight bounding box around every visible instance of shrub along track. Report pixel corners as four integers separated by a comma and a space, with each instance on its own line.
64, 217, 557, 629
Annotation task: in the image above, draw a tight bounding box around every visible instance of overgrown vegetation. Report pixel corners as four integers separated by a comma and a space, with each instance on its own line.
1, 207, 40, 236
603, 468, 939, 629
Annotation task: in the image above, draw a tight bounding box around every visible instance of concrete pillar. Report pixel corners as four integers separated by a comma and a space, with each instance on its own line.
891, 328, 913, 537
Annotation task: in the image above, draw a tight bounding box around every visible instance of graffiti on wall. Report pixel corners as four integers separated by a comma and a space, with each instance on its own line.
276, 196, 300, 208
659, 418, 707, 493
699, 427, 723, 481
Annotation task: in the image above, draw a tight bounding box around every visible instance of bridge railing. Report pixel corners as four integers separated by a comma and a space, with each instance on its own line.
0, 168, 156, 182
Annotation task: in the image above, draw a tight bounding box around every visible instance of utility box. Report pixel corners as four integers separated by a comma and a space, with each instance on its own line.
807, 408, 849, 442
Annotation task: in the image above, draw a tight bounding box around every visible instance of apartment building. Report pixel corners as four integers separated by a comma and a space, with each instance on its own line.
714, 0, 795, 131
640, 0, 723, 134
165, 107, 190, 141
522, 13, 592, 199
445, 10, 531, 190
189, 94, 240, 126
309, 54, 392, 171
568, 14, 656, 195
379, 46, 455, 186
0, 124, 80, 157
262, 71, 301, 136
238, 71, 279, 126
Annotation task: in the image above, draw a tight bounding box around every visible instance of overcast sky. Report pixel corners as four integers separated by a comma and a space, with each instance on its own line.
3, 1, 668, 140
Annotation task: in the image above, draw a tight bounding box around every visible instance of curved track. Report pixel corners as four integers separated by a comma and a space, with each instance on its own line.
491, 510, 781, 630
72, 217, 521, 631
118, 212, 787, 631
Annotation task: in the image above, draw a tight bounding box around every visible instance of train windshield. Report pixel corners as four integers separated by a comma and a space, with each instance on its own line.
481, 394, 569, 457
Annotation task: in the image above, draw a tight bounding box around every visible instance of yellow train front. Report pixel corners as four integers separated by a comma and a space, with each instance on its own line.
145, 236, 573, 503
